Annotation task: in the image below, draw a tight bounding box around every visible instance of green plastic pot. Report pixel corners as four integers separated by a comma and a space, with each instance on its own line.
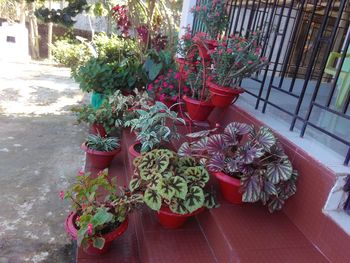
90, 92, 105, 109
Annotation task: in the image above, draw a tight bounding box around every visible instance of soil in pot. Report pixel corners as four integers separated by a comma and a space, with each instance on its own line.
183, 96, 214, 121
65, 212, 128, 255
213, 171, 242, 204
157, 206, 205, 229
82, 143, 121, 169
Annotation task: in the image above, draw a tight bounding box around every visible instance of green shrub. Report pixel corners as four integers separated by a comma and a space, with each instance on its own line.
51, 39, 91, 77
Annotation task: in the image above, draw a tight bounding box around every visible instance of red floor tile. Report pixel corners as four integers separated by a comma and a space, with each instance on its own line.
234, 246, 328, 263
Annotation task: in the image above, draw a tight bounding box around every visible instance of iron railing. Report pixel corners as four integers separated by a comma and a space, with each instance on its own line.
192, 0, 350, 165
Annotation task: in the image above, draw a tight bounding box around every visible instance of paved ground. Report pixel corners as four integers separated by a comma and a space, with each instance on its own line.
0, 59, 87, 263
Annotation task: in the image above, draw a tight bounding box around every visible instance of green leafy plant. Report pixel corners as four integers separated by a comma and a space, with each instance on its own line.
208, 33, 269, 87
62, 170, 143, 249
51, 38, 91, 77
190, 0, 228, 39
130, 149, 218, 214
124, 101, 185, 153
86, 134, 120, 152
72, 90, 133, 135
178, 122, 298, 213
74, 58, 118, 94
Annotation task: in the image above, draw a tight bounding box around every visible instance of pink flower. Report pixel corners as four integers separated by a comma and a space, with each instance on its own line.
169, 85, 174, 89
87, 223, 93, 235
159, 94, 166, 101
175, 73, 181, 79
168, 69, 173, 73
155, 80, 159, 84
196, 6, 201, 11
162, 82, 168, 88
227, 48, 233, 53
172, 95, 178, 101
158, 75, 164, 80
147, 84, 153, 91
59, 191, 64, 200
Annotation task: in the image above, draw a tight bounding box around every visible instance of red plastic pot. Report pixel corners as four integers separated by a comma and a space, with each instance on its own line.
128, 142, 141, 158
213, 171, 243, 204
82, 143, 121, 169
207, 81, 244, 108
90, 123, 107, 137
157, 206, 205, 229
65, 212, 128, 255
183, 96, 214, 121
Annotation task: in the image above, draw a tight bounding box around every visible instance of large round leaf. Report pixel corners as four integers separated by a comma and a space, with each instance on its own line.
157, 179, 176, 201
207, 134, 227, 155
184, 186, 205, 213
207, 153, 225, 172
184, 166, 210, 185
266, 159, 293, 184
253, 127, 276, 151
241, 174, 263, 203
170, 176, 188, 200
144, 188, 162, 211
169, 200, 188, 215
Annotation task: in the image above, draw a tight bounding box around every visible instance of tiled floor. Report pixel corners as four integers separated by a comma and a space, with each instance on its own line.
76, 130, 329, 263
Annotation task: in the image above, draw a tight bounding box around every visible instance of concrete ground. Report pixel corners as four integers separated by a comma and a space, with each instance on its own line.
0, 59, 87, 263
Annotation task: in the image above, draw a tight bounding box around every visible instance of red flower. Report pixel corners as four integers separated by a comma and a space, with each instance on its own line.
87, 223, 93, 235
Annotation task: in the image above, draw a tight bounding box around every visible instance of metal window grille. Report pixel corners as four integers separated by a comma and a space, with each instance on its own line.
192, 0, 350, 165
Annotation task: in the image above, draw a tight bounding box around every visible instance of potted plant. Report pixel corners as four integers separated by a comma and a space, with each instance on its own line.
178, 122, 298, 213
74, 58, 118, 103
63, 170, 143, 255
182, 62, 215, 121
130, 149, 218, 228
82, 134, 121, 169
124, 101, 185, 158
72, 91, 132, 137
147, 69, 189, 109
207, 33, 269, 107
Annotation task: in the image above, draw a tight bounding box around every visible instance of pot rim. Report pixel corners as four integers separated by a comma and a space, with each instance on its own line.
158, 206, 205, 218
81, 142, 121, 156
207, 80, 245, 94
65, 212, 129, 243
182, 95, 214, 107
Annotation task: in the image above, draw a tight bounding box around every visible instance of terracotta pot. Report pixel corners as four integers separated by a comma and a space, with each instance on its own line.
65, 212, 128, 255
207, 81, 244, 108
82, 142, 121, 169
213, 171, 242, 204
128, 142, 141, 158
157, 206, 205, 229
183, 95, 214, 121
90, 123, 107, 137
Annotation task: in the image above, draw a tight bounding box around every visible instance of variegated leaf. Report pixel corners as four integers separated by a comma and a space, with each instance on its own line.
184, 186, 204, 213
266, 159, 293, 184
178, 142, 192, 157
129, 177, 142, 192
268, 197, 284, 213
184, 166, 210, 185
157, 179, 176, 200
169, 200, 188, 215
207, 134, 227, 155
207, 153, 226, 172
254, 127, 276, 151
242, 175, 262, 203
170, 176, 188, 200
144, 188, 162, 211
